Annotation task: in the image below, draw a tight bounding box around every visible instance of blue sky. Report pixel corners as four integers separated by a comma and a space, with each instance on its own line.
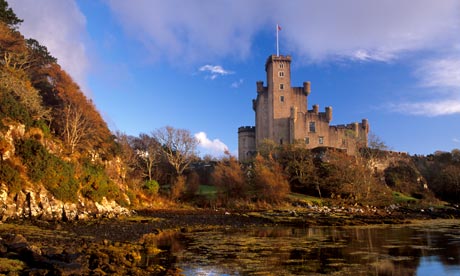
9, 0, 460, 157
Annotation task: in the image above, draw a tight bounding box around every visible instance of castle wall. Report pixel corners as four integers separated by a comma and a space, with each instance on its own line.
238, 54, 369, 160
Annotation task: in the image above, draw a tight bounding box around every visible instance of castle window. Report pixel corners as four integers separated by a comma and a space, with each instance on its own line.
279, 63, 284, 69
309, 122, 316, 133
319, 136, 324, 144
279, 83, 284, 90
305, 137, 310, 144
280, 138, 283, 145
279, 71, 285, 77
280, 95, 284, 102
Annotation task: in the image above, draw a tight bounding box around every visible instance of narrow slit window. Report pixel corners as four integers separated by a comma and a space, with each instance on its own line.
319, 136, 324, 144
309, 122, 316, 132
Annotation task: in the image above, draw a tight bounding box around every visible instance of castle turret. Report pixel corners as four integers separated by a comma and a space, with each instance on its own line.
238, 126, 256, 162
325, 106, 333, 122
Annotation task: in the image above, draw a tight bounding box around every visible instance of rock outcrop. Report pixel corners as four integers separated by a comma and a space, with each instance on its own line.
0, 184, 131, 221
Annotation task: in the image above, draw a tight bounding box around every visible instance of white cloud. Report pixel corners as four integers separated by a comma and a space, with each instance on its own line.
199, 65, 233, 80
390, 100, 460, 117
389, 57, 460, 116
9, 0, 90, 95
106, 0, 459, 63
194, 132, 229, 157
453, 138, 460, 144
231, 79, 244, 88
416, 58, 460, 89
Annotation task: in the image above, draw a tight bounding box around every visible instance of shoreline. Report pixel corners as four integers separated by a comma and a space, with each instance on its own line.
1, 207, 459, 275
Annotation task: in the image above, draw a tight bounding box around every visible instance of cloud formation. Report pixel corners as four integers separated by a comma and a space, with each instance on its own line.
199, 65, 233, 80
194, 132, 229, 157
390, 100, 460, 117
105, 0, 459, 117
10, 0, 459, 117
106, 0, 458, 63
9, 0, 90, 95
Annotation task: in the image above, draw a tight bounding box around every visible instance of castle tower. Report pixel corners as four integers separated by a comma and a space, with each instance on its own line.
254, 55, 310, 147
238, 54, 368, 161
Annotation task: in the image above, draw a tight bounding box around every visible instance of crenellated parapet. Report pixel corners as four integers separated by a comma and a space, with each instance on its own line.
239, 53, 370, 159
238, 126, 256, 133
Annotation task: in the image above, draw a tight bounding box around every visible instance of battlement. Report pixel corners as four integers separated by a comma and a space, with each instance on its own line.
238, 126, 256, 133
239, 53, 370, 160
265, 55, 292, 71
256, 81, 266, 94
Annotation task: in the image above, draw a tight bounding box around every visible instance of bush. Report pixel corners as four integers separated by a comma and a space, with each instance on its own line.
0, 90, 33, 128
15, 138, 78, 202
212, 156, 248, 204
80, 159, 121, 203
185, 171, 200, 197
0, 160, 24, 194
170, 175, 186, 200
143, 179, 160, 196
251, 155, 290, 203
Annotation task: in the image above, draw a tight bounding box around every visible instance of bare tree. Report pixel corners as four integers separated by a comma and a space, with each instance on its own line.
133, 133, 161, 181
63, 104, 91, 154
153, 126, 198, 177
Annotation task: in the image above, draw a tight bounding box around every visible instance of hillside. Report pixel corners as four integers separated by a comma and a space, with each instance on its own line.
0, 1, 130, 220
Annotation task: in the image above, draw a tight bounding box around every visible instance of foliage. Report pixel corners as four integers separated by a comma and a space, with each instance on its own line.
185, 171, 200, 197
143, 179, 160, 196
0, 0, 22, 28
384, 161, 424, 196
250, 155, 290, 203
414, 149, 460, 203
170, 175, 186, 200
212, 155, 248, 204
79, 159, 119, 202
15, 138, 78, 202
0, 159, 23, 193
277, 144, 320, 196
0, 86, 33, 127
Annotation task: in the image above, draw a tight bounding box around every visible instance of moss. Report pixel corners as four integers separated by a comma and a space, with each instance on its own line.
0, 258, 26, 273
393, 191, 418, 204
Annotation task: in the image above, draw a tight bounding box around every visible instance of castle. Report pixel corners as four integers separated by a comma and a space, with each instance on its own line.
238, 54, 370, 161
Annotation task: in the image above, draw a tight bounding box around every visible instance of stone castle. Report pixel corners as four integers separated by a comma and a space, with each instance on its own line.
238, 54, 369, 161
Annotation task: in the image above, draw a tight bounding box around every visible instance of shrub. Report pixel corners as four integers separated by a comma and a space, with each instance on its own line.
0, 90, 33, 128
212, 156, 248, 204
170, 175, 186, 200
0, 160, 24, 194
251, 155, 290, 203
15, 138, 78, 202
185, 171, 200, 197
79, 159, 121, 203
143, 179, 160, 196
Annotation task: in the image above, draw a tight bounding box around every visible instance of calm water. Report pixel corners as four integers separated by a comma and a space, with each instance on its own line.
154, 220, 460, 275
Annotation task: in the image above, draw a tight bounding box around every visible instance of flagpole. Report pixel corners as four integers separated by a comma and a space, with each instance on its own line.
276, 24, 279, 57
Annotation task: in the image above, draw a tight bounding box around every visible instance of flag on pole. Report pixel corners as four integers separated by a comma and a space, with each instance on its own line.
276, 24, 281, 56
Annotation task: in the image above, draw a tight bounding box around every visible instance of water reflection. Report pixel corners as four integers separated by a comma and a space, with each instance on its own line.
156, 220, 460, 275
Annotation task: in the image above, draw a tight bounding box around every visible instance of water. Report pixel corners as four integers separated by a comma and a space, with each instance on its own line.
154, 220, 460, 275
